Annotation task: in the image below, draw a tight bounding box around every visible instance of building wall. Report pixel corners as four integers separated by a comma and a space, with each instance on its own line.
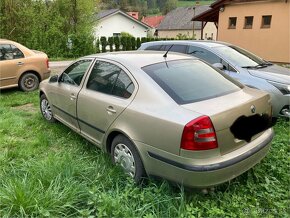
158, 22, 217, 40
94, 13, 149, 38
218, 1, 290, 63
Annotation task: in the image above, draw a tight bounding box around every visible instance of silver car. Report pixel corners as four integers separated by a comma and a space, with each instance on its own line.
139, 41, 290, 118
40, 51, 273, 188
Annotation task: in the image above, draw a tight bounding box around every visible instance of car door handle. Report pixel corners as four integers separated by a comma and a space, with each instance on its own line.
70, 94, 77, 100
17, 62, 24, 66
106, 106, 116, 114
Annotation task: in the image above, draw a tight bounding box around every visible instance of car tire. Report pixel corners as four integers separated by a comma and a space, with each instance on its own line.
40, 94, 56, 123
19, 72, 39, 91
111, 135, 146, 183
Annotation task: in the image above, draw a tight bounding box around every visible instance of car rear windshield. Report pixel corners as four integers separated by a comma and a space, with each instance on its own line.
142, 60, 241, 104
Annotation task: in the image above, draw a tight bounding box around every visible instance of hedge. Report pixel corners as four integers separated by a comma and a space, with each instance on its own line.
95, 36, 193, 53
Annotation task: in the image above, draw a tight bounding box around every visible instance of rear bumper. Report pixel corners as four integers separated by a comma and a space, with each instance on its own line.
136, 128, 273, 188
42, 70, 51, 80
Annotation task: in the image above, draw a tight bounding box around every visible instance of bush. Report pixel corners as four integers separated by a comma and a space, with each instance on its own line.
114, 37, 120, 51
95, 39, 100, 53
126, 37, 132, 51
136, 38, 141, 48
141, 37, 147, 44
121, 32, 134, 37
108, 37, 114, 52
100, 36, 107, 53
121, 37, 127, 51
131, 37, 136, 50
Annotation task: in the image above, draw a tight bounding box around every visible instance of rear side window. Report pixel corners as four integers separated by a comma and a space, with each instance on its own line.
0, 44, 24, 60
142, 60, 241, 104
145, 44, 188, 54
187, 46, 221, 64
144, 45, 162, 51
86, 61, 134, 99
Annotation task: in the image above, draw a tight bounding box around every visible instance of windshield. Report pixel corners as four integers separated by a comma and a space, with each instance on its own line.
142, 60, 241, 104
215, 45, 269, 68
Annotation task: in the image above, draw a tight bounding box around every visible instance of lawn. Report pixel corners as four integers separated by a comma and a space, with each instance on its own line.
0, 89, 289, 217
177, 1, 214, 7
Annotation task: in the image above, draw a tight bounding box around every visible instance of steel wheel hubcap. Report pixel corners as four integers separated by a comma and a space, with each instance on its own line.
114, 143, 135, 177
41, 99, 52, 120
24, 76, 36, 88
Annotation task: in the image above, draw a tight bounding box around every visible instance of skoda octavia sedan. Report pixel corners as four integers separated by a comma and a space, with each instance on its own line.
0, 39, 50, 91
39, 51, 273, 188
139, 41, 290, 118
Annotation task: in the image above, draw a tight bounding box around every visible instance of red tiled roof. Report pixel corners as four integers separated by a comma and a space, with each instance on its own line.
141, 15, 165, 28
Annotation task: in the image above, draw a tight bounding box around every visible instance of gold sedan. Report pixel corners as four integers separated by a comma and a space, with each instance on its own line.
0, 39, 50, 91
39, 51, 274, 188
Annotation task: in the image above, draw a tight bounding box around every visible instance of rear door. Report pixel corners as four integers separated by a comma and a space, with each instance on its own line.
49, 59, 93, 132
77, 60, 137, 145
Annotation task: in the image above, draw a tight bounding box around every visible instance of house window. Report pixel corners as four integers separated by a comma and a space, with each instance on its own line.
228, 17, 237, 29
113, 33, 121, 37
244, 16, 253, 29
261, 15, 272, 28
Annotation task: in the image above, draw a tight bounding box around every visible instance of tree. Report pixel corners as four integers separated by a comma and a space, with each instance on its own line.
163, 0, 177, 14
0, 0, 99, 57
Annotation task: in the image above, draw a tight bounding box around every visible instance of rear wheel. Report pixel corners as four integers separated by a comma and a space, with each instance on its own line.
19, 72, 39, 91
40, 94, 56, 123
111, 135, 146, 183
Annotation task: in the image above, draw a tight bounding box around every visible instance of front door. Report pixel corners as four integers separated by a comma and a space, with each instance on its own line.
49, 59, 93, 132
77, 60, 136, 146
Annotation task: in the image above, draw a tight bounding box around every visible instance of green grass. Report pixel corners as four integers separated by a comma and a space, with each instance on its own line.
177, 0, 214, 7
0, 89, 289, 217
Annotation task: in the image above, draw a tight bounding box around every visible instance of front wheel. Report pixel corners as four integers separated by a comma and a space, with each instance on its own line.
111, 135, 146, 183
19, 72, 40, 91
40, 94, 56, 123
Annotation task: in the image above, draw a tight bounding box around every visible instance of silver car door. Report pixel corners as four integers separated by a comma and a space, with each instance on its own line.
77, 60, 137, 146
49, 59, 93, 132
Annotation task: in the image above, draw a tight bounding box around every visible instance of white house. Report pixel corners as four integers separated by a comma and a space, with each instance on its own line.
95, 9, 151, 38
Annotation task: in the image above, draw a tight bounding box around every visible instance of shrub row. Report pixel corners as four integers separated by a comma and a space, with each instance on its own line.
96, 36, 192, 53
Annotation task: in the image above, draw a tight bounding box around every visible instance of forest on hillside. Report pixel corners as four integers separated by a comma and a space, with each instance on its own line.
101, 0, 213, 15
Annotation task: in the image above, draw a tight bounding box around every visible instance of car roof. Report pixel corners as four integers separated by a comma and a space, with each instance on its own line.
0, 39, 17, 44
141, 40, 231, 48
85, 51, 196, 68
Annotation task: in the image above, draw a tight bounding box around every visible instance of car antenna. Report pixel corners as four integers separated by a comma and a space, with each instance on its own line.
163, 45, 174, 58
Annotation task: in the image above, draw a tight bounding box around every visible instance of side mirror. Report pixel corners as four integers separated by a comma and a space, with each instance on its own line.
49, 75, 59, 83
212, 63, 225, 70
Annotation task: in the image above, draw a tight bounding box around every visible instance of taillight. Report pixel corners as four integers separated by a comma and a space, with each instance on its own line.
46, 58, 49, 69
181, 116, 218, 151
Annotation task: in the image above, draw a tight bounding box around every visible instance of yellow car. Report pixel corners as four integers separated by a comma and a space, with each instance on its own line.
0, 39, 50, 91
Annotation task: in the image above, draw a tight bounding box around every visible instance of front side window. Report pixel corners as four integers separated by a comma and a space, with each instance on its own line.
229, 17, 237, 29
59, 59, 92, 86
261, 15, 272, 28
0, 44, 24, 60
187, 46, 221, 64
87, 61, 134, 98
244, 16, 254, 29
215, 45, 268, 68
142, 60, 241, 104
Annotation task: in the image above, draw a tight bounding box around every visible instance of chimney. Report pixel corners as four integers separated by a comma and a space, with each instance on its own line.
127, 12, 139, 20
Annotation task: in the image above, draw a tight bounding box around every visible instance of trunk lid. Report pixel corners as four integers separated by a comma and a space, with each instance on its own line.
181, 87, 272, 154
